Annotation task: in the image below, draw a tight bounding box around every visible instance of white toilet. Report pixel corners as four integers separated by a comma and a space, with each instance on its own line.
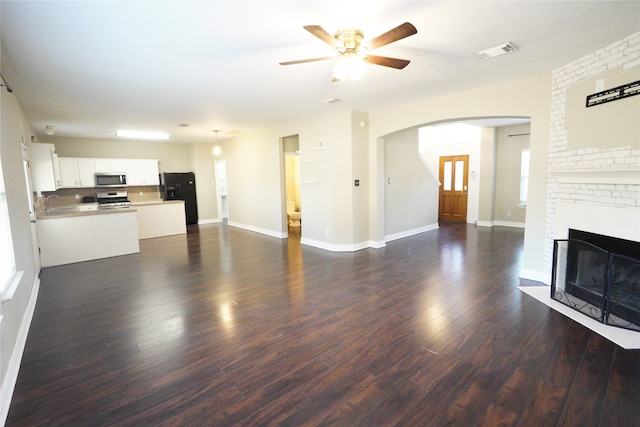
286, 201, 301, 227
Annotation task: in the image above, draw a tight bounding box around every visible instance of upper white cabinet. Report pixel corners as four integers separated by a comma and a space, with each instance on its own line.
94, 158, 127, 173
65, 157, 159, 187
58, 157, 96, 188
125, 159, 159, 186
27, 143, 61, 192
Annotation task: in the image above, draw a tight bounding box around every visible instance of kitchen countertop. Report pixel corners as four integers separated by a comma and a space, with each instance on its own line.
131, 200, 184, 206
38, 200, 183, 220
37, 206, 137, 220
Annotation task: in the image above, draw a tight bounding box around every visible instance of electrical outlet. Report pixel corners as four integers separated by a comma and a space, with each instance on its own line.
139, 192, 143, 196
325, 228, 329, 236
75, 194, 79, 200
507, 210, 512, 217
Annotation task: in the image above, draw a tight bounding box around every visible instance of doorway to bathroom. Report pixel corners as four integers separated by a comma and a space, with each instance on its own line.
283, 135, 301, 232
214, 160, 228, 222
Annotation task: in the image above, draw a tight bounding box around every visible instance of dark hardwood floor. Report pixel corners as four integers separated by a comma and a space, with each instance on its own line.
7, 222, 640, 426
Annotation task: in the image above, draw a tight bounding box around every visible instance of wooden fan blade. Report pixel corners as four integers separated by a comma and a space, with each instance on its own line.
304, 25, 342, 48
364, 22, 417, 50
366, 54, 410, 69
279, 56, 333, 66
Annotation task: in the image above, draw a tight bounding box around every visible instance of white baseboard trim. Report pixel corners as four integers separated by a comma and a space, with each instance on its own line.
475, 220, 494, 227
198, 218, 221, 225
384, 223, 439, 243
475, 220, 526, 229
493, 220, 526, 229
368, 240, 386, 249
519, 268, 550, 285
227, 221, 287, 239
0, 275, 40, 426
300, 238, 371, 252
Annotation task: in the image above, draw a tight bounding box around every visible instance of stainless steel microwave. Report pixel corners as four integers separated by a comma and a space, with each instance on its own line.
95, 173, 127, 187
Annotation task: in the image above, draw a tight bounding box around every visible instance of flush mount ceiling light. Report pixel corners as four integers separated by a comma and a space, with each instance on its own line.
44, 125, 55, 135
115, 130, 169, 140
474, 42, 517, 59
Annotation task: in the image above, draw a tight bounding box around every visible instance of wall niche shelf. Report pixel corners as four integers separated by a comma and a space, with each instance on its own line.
545, 168, 640, 185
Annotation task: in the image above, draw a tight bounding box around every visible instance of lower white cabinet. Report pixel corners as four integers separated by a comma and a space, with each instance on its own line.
92, 213, 140, 258
135, 202, 186, 239
37, 216, 94, 266
37, 211, 140, 267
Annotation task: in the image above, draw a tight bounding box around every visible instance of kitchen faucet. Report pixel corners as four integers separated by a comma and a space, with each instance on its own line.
45, 194, 60, 210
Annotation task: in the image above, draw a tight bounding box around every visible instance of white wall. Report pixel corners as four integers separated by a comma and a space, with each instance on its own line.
478, 127, 497, 224
221, 109, 370, 249
188, 143, 218, 223
349, 111, 370, 247
0, 79, 41, 424
368, 72, 552, 276
384, 128, 438, 238
494, 123, 530, 225
421, 124, 482, 224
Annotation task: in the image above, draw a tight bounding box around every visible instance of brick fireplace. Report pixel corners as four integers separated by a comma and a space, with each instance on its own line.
520, 33, 640, 348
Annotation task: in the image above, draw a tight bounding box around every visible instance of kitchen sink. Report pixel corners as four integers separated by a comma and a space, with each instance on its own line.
46, 206, 78, 212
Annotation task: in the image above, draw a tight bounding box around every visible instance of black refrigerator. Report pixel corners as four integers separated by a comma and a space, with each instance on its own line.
160, 172, 199, 225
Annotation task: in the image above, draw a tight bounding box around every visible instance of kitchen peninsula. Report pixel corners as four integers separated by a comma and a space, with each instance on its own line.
37, 207, 140, 267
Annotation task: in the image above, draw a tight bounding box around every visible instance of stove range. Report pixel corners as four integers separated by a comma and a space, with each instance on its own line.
96, 191, 131, 209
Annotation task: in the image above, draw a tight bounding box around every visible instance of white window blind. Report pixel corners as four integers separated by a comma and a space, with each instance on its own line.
0, 157, 16, 293
519, 149, 530, 206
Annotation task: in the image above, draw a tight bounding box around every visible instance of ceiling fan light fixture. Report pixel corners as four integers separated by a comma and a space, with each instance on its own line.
333, 55, 367, 81
45, 125, 55, 135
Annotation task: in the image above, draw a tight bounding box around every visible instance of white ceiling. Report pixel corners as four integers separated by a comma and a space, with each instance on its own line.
2, 1, 638, 144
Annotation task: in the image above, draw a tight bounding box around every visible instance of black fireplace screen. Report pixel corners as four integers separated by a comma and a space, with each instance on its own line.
551, 236, 640, 331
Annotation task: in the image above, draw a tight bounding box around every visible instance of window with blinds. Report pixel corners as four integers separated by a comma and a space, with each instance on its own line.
519, 149, 530, 207
0, 157, 17, 296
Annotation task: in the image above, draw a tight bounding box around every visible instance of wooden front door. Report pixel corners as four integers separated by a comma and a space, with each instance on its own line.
438, 155, 469, 222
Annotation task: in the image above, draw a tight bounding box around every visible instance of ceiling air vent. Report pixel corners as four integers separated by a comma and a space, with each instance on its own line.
474, 42, 517, 59
323, 97, 343, 105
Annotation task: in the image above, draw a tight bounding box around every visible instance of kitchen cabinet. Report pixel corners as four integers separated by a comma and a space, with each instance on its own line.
58, 157, 96, 188
94, 158, 159, 186
37, 215, 94, 266
37, 210, 139, 267
92, 212, 140, 258
27, 143, 60, 192
134, 201, 186, 239
125, 159, 159, 186
94, 158, 127, 173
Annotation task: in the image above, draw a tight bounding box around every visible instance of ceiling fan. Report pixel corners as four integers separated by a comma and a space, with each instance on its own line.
280, 22, 417, 81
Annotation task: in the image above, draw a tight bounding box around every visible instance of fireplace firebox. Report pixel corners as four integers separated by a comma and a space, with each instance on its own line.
551, 229, 640, 331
